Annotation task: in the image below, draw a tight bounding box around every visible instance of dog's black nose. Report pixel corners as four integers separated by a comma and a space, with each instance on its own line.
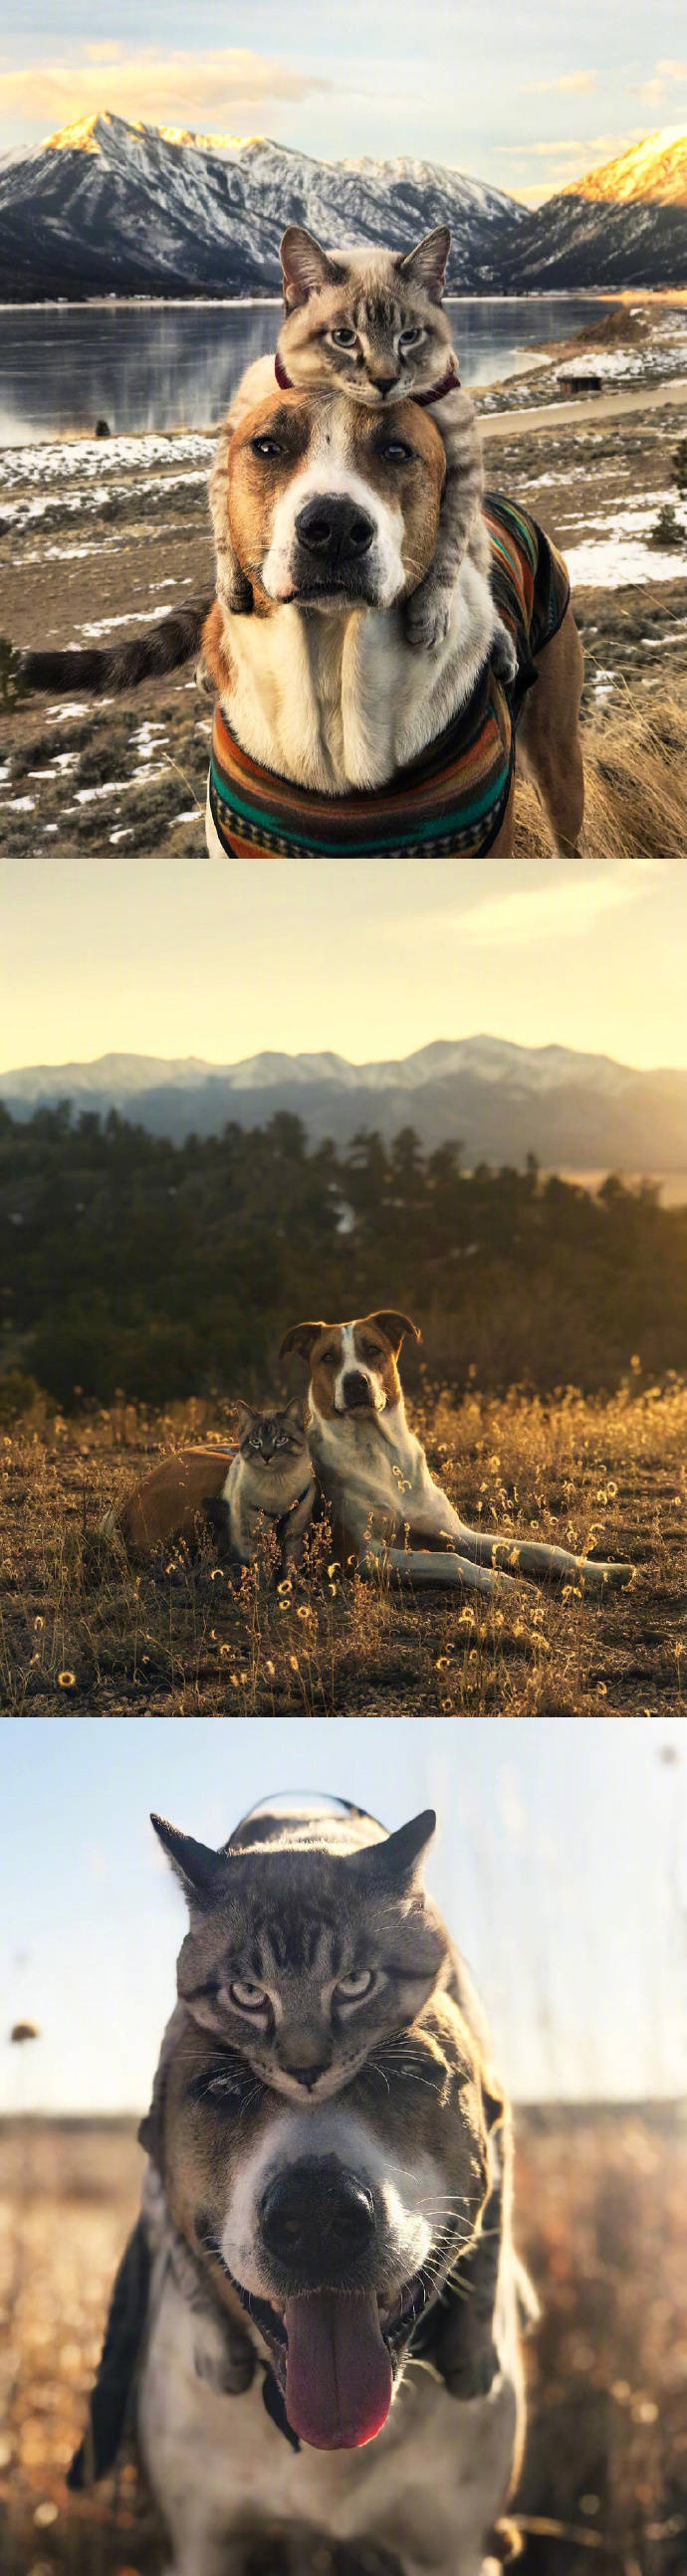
341, 1369, 374, 1410
260, 2158, 375, 2274
295, 495, 374, 569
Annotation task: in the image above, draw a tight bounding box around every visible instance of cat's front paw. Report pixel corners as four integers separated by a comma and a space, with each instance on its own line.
403, 584, 453, 652
491, 621, 518, 685
444, 2336, 500, 2400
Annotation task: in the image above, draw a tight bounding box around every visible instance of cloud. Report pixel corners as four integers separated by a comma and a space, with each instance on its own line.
635, 61, 687, 107
457, 865, 662, 954
520, 72, 598, 97
0, 47, 334, 128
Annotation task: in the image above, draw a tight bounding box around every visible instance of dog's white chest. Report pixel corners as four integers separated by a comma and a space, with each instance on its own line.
138, 2270, 519, 2576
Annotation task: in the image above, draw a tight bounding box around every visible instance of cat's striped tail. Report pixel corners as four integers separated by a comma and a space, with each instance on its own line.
2, 597, 212, 702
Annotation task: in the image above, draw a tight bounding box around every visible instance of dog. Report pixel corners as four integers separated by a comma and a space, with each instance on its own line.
68, 1795, 532, 2576
279, 1308, 633, 1596
17, 372, 584, 859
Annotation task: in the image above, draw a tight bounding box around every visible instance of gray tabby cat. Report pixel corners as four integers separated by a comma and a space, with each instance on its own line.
148, 1798, 511, 2398
206, 1400, 315, 1578
276, 225, 517, 671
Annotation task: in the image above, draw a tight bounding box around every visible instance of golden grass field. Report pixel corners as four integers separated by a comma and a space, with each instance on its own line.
0, 2107, 685, 2576
1, 1378, 685, 1716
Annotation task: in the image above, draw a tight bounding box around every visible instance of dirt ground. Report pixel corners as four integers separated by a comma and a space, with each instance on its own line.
1, 1380, 685, 1716
1, 377, 685, 861
0, 2105, 684, 2576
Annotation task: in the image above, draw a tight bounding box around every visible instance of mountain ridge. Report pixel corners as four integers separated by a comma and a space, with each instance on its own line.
2, 1036, 686, 1171
1, 112, 685, 299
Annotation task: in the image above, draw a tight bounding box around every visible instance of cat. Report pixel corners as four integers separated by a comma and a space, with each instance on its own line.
211, 224, 517, 676
204, 1399, 315, 1579
146, 1799, 509, 2400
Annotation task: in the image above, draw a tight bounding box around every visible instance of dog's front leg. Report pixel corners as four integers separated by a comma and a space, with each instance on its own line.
360, 1538, 520, 1596
443, 1525, 632, 1589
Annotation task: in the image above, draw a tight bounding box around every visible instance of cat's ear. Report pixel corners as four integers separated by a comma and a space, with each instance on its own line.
284, 1395, 306, 1429
151, 1814, 226, 1907
365, 1309, 421, 1355
280, 1319, 329, 1362
280, 226, 341, 307
348, 1810, 436, 1887
397, 227, 451, 302
235, 1400, 255, 1437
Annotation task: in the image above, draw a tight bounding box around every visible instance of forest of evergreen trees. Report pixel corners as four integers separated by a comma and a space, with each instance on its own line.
1, 1100, 685, 1408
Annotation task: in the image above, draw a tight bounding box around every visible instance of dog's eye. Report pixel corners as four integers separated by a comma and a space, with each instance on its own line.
251, 436, 283, 460
330, 326, 357, 349
378, 439, 415, 464
319, 1344, 339, 1364
229, 1978, 268, 2011
360, 1342, 382, 1363
336, 1969, 375, 2003
398, 328, 424, 350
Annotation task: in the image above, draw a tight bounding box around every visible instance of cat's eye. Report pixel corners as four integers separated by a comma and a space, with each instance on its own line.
251, 436, 283, 460
398, 327, 424, 350
229, 1977, 268, 2011
330, 327, 357, 349
336, 1968, 376, 2003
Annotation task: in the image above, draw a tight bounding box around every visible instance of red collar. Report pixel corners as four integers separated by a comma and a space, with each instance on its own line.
274, 352, 460, 402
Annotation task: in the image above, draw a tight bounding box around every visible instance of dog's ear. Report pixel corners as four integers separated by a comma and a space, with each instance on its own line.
481, 2066, 507, 2132
280, 226, 341, 307
347, 1810, 436, 1887
365, 1309, 421, 1355
397, 226, 451, 301
279, 1319, 329, 1363
151, 1813, 226, 1906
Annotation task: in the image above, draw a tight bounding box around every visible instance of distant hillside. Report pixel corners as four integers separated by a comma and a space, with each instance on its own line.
0, 112, 685, 298
0, 112, 522, 300
2, 1034, 687, 1172
501, 126, 687, 289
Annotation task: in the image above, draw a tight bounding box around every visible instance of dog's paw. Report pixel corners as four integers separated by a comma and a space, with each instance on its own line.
403, 585, 453, 652
491, 621, 518, 685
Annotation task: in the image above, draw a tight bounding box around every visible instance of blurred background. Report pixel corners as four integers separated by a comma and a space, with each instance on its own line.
0, 1714, 686, 2574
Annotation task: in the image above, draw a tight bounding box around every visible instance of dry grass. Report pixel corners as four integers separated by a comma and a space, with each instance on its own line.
0, 2107, 684, 2576
513, 685, 687, 860
1, 1379, 685, 1715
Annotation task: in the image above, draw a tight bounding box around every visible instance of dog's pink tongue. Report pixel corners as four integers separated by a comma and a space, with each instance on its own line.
284, 2290, 392, 2451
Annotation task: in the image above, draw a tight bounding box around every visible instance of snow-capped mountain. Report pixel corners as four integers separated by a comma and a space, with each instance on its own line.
501, 125, 687, 289
0, 112, 524, 301
2, 1037, 686, 1171
567, 126, 687, 206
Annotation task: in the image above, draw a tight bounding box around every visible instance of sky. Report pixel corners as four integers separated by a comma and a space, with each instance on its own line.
2, 857, 687, 1081
1, 1715, 685, 2114
1, 0, 686, 200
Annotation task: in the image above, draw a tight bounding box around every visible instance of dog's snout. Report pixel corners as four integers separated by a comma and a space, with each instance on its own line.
295, 495, 374, 569
260, 2158, 375, 2275
342, 1368, 374, 1411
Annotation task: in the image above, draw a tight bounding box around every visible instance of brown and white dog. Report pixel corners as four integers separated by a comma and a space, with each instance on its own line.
203, 359, 584, 852
279, 1308, 633, 1596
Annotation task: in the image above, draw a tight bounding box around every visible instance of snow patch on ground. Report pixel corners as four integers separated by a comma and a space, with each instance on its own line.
1, 433, 215, 492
